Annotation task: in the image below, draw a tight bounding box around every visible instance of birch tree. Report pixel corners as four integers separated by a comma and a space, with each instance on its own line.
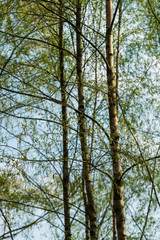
0, 0, 160, 239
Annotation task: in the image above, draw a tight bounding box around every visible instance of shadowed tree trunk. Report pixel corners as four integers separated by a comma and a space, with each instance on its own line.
82, 174, 90, 240
116, 0, 122, 110
113, 201, 117, 240
76, 1, 97, 239
106, 0, 127, 240
59, 0, 71, 239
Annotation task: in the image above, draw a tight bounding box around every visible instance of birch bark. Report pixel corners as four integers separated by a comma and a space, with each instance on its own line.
106, 1, 127, 239
76, 1, 97, 239
59, 1, 71, 239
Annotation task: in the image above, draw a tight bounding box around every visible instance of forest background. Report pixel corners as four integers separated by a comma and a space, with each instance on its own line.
0, 0, 160, 239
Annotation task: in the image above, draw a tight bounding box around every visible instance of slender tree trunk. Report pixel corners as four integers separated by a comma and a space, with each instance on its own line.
116, 0, 122, 108
114, 2, 122, 239
90, 43, 98, 164
82, 174, 90, 240
106, 1, 127, 240
76, 1, 97, 239
59, 1, 71, 239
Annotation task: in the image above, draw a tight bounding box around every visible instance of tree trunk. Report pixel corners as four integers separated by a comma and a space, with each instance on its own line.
59, 0, 71, 239
116, 0, 122, 110
106, 1, 127, 240
76, 1, 97, 239
113, 201, 117, 240
82, 174, 90, 240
